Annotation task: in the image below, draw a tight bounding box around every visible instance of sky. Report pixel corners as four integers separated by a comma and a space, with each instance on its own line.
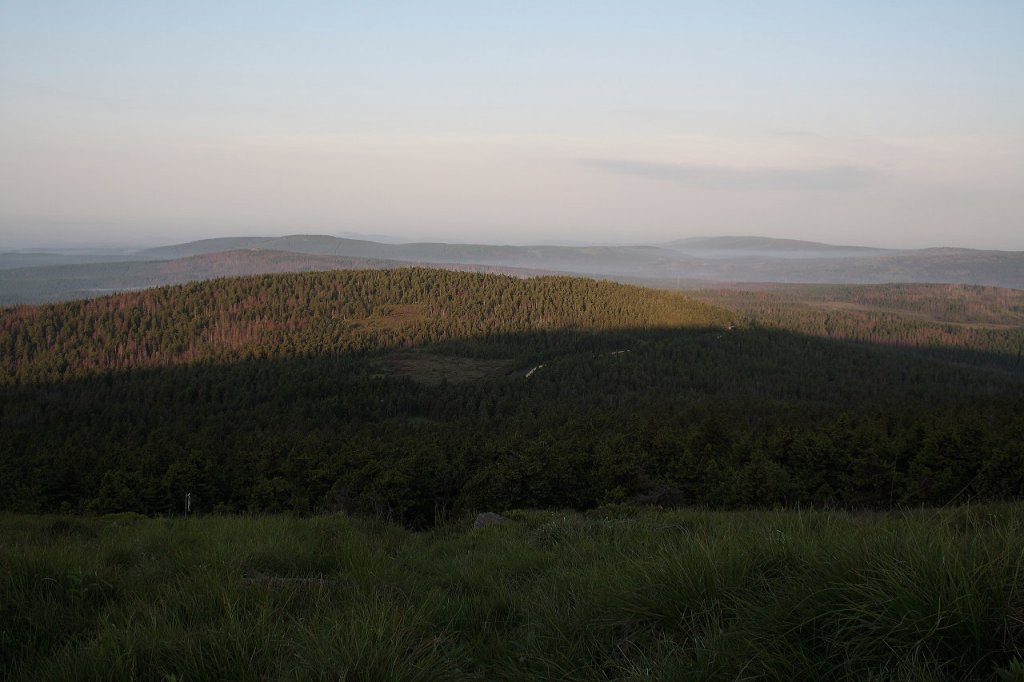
1, 1, 1022, 250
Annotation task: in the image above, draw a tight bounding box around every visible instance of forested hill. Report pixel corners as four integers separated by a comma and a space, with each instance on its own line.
0, 268, 731, 385
1, 268, 1023, 521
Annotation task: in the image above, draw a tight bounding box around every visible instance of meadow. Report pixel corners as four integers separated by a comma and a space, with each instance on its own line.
4, 505, 1024, 681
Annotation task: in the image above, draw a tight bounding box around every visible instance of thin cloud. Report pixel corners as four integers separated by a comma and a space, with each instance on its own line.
582, 158, 880, 191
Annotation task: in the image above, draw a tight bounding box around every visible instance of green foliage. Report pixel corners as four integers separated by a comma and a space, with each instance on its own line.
1, 268, 729, 385
691, 283, 1024, 372
4, 506, 1024, 680
1, 269, 1022, 524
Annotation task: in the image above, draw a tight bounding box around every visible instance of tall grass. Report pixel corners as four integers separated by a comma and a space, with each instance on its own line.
3, 506, 1024, 680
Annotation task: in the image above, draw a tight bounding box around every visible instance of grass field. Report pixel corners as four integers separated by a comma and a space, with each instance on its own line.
4, 505, 1024, 681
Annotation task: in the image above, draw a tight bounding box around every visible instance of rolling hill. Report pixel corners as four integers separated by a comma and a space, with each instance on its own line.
663, 235, 892, 258
137, 235, 679, 277
1, 268, 1021, 524
0, 250, 558, 305
3, 267, 1023, 679
3, 234, 1022, 305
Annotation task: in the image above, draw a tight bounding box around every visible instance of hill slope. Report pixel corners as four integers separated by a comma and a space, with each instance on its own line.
687, 282, 1024, 372
0, 268, 729, 384
1, 269, 1021, 522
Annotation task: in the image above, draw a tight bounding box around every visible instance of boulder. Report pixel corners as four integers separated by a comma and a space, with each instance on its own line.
473, 512, 509, 529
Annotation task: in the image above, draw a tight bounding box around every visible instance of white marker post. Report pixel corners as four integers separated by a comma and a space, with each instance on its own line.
185, 492, 191, 518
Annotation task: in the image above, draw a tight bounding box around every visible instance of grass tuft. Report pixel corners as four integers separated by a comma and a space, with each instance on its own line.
4, 505, 1024, 680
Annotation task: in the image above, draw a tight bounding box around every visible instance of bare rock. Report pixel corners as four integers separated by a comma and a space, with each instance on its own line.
473, 512, 509, 529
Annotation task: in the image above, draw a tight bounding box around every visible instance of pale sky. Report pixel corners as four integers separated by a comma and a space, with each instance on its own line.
1, 1, 1022, 249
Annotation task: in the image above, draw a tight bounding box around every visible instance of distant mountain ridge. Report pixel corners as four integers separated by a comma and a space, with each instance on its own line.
136, 235, 675, 274
663, 236, 893, 259
0, 250, 560, 305
2, 234, 1022, 304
